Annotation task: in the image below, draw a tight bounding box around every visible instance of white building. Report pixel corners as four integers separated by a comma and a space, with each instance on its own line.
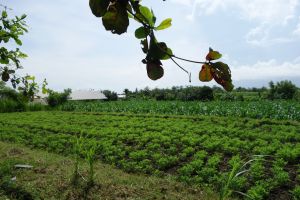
69, 90, 107, 101
34, 89, 107, 103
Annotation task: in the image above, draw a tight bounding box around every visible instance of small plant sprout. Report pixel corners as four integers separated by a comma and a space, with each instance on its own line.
219, 155, 265, 200
85, 140, 97, 187
71, 133, 84, 186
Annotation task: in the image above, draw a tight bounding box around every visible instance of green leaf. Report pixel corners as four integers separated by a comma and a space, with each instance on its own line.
2, 11, 7, 18
135, 27, 150, 39
0, 58, 9, 64
1, 72, 9, 82
155, 18, 172, 31
199, 64, 213, 82
211, 62, 234, 91
14, 37, 22, 46
89, 0, 110, 17
147, 38, 173, 60
206, 48, 222, 61
139, 6, 155, 26
102, 2, 129, 35
146, 60, 164, 80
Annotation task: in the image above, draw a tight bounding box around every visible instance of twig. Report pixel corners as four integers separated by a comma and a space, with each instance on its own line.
170, 57, 191, 82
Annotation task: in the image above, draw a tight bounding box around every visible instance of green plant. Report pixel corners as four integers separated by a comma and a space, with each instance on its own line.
219, 156, 264, 200
268, 80, 298, 100
0, 6, 27, 86
292, 186, 300, 200
71, 134, 84, 186
102, 90, 118, 101
47, 88, 71, 107
84, 141, 97, 187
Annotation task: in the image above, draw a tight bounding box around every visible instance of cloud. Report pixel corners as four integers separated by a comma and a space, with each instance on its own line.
231, 58, 300, 82
173, 0, 300, 46
178, 0, 299, 23
293, 17, 300, 35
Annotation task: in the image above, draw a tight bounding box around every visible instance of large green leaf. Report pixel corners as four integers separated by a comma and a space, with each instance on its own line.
155, 18, 172, 31
139, 6, 155, 26
206, 48, 222, 61
89, 0, 110, 17
1, 72, 9, 82
102, 2, 129, 35
146, 60, 164, 80
147, 38, 173, 60
199, 64, 213, 82
211, 62, 234, 91
135, 27, 150, 39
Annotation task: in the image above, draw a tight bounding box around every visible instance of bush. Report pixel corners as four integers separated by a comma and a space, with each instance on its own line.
198, 86, 214, 101
0, 82, 26, 112
102, 90, 118, 101
47, 89, 71, 107
268, 80, 298, 100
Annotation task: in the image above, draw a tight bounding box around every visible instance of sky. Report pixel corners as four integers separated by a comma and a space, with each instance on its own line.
3, 0, 300, 92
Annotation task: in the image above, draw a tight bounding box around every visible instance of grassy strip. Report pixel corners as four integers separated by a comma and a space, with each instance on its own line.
0, 141, 218, 200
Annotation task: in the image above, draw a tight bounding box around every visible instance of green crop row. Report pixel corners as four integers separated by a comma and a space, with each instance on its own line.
58, 100, 300, 120
0, 111, 299, 199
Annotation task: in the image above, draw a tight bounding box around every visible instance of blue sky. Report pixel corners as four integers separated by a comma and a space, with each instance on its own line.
4, 0, 300, 92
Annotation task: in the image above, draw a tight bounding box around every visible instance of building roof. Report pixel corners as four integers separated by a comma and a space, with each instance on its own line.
69, 90, 107, 100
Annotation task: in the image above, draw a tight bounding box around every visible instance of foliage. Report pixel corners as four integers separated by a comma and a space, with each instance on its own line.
0, 112, 299, 199
292, 186, 300, 200
58, 100, 300, 120
0, 81, 26, 112
89, 0, 233, 91
17, 75, 48, 101
47, 89, 71, 107
268, 80, 298, 100
102, 90, 118, 101
0, 7, 28, 87
219, 156, 262, 200
122, 86, 215, 101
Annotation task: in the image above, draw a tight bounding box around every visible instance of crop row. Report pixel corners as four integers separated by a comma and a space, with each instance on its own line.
0, 112, 299, 199
58, 100, 300, 120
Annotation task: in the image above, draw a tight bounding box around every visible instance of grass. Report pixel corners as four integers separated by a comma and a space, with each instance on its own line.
0, 141, 219, 200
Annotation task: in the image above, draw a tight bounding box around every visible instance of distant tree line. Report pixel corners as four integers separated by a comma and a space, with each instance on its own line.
1, 80, 299, 113
117, 80, 299, 102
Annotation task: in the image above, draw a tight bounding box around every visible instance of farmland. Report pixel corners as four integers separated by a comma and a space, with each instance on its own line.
0, 111, 299, 199
59, 100, 300, 120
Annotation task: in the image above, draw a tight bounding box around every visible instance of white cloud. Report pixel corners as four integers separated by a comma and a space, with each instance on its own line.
293, 17, 300, 35
173, 0, 300, 46
232, 58, 300, 81
178, 0, 299, 23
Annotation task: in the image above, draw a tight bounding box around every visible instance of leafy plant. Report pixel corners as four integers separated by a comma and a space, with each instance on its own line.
71, 134, 84, 186
47, 88, 71, 107
219, 156, 265, 200
268, 80, 298, 100
84, 140, 97, 187
0, 6, 28, 87
89, 0, 233, 91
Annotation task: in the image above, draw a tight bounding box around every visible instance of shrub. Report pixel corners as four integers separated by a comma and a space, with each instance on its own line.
47, 89, 71, 107
0, 83, 26, 112
102, 90, 118, 101
268, 80, 298, 100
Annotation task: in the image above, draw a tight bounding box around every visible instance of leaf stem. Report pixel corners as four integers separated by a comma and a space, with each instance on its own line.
170, 57, 191, 83
172, 55, 207, 64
